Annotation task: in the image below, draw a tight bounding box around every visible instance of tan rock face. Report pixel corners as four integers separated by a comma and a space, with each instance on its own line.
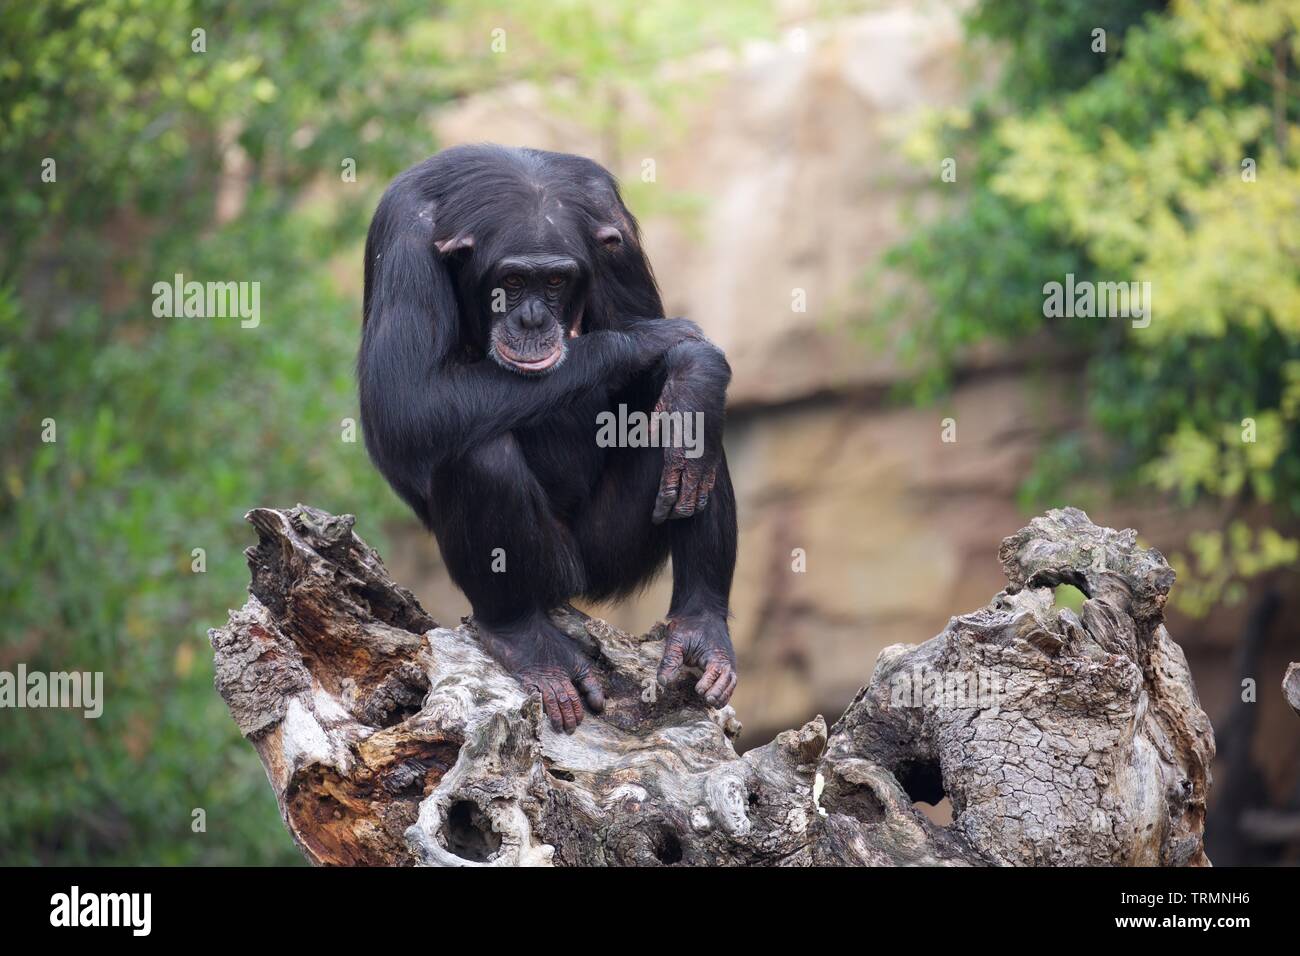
639, 6, 973, 406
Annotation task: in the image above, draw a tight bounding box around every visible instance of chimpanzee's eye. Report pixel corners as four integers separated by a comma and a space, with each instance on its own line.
547, 275, 566, 289
502, 274, 524, 291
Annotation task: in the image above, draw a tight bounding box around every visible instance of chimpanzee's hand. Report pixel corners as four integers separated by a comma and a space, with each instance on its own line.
624, 317, 707, 367
652, 337, 729, 523
656, 613, 738, 708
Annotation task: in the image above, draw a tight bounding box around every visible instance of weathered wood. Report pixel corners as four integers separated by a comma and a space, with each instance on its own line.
209, 504, 1215, 866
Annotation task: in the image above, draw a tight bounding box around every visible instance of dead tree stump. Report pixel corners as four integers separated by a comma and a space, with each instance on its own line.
209, 505, 1214, 866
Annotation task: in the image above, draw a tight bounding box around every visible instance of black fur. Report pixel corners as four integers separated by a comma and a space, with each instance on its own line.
358, 145, 737, 729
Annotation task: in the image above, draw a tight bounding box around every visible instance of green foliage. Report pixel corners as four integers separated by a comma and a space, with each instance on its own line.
0, 0, 449, 864
966, 0, 1167, 104
1052, 583, 1089, 613
882, 0, 1300, 614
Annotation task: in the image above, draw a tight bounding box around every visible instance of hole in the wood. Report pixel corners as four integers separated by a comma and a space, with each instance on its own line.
656, 828, 683, 865
397, 698, 423, 721
444, 800, 500, 862
1052, 583, 1088, 612
895, 758, 946, 806
377, 700, 422, 728
917, 796, 954, 827
837, 782, 887, 824
371, 668, 430, 729
546, 767, 575, 782
1028, 569, 1091, 599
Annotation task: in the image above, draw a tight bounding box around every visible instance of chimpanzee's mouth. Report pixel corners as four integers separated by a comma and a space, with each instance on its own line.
493, 337, 566, 375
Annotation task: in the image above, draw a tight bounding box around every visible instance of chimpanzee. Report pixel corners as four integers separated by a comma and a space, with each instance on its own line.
358, 145, 736, 733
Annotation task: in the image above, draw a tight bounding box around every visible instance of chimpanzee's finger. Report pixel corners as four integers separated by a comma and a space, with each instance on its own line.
575, 671, 606, 713
713, 671, 738, 707
538, 683, 566, 732
696, 658, 729, 705
673, 469, 702, 518
694, 466, 718, 512
656, 638, 685, 689
555, 684, 581, 733
653, 465, 682, 524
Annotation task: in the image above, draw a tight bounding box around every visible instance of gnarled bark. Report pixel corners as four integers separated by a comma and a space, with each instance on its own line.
209, 505, 1215, 866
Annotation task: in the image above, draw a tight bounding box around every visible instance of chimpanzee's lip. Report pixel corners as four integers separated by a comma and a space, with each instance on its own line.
496, 339, 565, 372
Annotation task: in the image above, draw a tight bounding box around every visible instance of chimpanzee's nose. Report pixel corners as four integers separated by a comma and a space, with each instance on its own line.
519, 300, 547, 330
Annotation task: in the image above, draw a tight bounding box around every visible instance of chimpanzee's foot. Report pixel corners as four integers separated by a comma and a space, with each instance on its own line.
656, 613, 738, 707
475, 615, 605, 733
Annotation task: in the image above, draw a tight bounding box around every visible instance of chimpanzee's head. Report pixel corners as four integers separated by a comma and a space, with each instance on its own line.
475, 246, 586, 375
430, 148, 637, 376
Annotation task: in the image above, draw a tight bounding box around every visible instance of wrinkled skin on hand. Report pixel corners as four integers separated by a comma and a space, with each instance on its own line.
627, 316, 710, 359
656, 613, 737, 707
476, 619, 604, 733
651, 339, 728, 524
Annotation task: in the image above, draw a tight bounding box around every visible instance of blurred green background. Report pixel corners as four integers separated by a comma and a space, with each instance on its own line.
2, 0, 1297, 865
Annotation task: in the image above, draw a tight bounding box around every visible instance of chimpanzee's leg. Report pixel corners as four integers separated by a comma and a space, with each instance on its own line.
573, 441, 739, 707
659, 454, 738, 705
430, 432, 605, 732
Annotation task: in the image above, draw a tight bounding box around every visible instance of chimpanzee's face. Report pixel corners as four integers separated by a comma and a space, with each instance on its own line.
483, 253, 582, 375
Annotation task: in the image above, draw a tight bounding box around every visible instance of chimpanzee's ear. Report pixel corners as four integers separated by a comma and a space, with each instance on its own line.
436, 234, 475, 256
594, 225, 623, 249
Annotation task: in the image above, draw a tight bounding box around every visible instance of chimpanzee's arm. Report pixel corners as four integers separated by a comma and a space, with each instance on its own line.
651, 336, 732, 522
413, 324, 701, 459
361, 321, 700, 487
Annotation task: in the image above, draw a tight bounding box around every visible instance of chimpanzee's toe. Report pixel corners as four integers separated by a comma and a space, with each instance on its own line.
695, 653, 737, 707
656, 614, 738, 708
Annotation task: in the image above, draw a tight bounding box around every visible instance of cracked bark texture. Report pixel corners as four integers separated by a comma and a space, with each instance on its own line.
209, 504, 1215, 866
